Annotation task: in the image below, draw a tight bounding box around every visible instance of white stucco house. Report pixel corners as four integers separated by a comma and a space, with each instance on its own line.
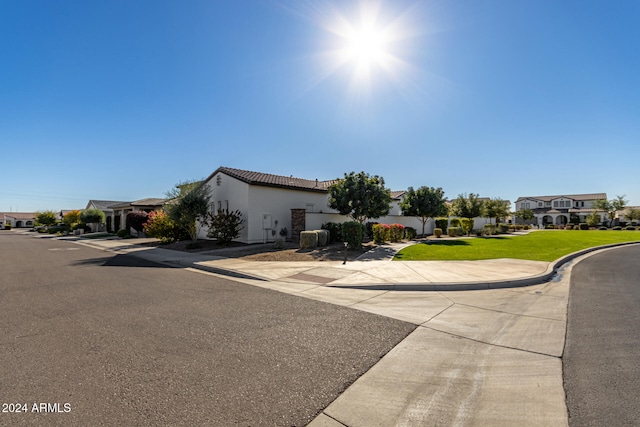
200, 167, 433, 244
0, 212, 35, 228
514, 193, 608, 226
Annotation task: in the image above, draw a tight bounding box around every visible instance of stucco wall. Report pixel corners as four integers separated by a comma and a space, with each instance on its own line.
246, 186, 334, 243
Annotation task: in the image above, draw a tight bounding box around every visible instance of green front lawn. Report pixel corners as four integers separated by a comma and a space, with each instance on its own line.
394, 230, 640, 262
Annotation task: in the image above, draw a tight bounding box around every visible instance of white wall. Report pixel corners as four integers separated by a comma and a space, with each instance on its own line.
200, 173, 251, 241
247, 186, 334, 243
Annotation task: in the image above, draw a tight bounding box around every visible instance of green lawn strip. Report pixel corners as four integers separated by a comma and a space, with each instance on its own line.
393, 231, 640, 262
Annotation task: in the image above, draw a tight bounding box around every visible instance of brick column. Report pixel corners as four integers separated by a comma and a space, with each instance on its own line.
291, 209, 306, 242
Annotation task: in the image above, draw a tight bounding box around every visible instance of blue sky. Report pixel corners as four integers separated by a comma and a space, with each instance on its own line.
1, 0, 639, 212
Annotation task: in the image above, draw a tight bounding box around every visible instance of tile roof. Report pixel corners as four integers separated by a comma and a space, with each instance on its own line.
87, 200, 131, 210
515, 193, 607, 203
131, 198, 167, 206
0, 212, 36, 220
210, 167, 338, 193
207, 166, 405, 197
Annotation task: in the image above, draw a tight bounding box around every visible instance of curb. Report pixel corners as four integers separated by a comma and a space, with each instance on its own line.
325, 240, 640, 291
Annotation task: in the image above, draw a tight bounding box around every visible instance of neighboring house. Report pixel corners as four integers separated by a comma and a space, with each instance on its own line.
514, 193, 608, 226
617, 206, 640, 225
0, 212, 36, 228
201, 166, 432, 244
108, 198, 166, 232
85, 200, 130, 233
85, 199, 166, 232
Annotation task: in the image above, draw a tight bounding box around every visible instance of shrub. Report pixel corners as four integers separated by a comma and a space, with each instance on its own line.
483, 224, 497, 235
299, 231, 318, 249
372, 223, 390, 244
497, 223, 509, 234
565, 224, 573, 230
143, 211, 185, 243
473, 229, 483, 237
448, 226, 463, 237
205, 209, 245, 245
435, 218, 448, 233
117, 229, 129, 238
47, 226, 67, 234
545, 224, 555, 229
598, 226, 608, 231
126, 211, 149, 235
404, 226, 417, 240
365, 222, 379, 239
433, 228, 443, 238
3, 224, 11, 230
342, 221, 365, 248
389, 224, 405, 242
321, 222, 343, 243
625, 226, 636, 230
315, 229, 329, 246
185, 242, 201, 250
579, 223, 589, 230
460, 218, 474, 236
450, 218, 462, 228
612, 226, 622, 231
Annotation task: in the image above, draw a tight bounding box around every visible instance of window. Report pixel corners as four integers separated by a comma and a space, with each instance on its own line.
538, 202, 543, 207
553, 201, 558, 207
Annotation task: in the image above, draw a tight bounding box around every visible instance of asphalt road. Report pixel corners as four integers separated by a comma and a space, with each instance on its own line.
564, 244, 640, 426
0, 232, 415, 426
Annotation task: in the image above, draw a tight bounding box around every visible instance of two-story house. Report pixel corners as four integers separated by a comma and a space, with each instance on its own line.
514, 193, 608, 227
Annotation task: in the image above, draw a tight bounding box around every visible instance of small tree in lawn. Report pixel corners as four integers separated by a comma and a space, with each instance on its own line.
80, 208, 106, 225
482, 198, 510, 225
399, 186, 447, 237
63, 210, 82, 228
328, 171, 392, 224
35, 210, 58, 227
205, 209, 245, 245
164, 180, 211, 243
449, 193, 484, 220
126, 211, 149, 237
592, 195, 628, 227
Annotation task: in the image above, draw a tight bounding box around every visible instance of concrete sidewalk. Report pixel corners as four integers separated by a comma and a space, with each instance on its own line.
55, 233, 636, 426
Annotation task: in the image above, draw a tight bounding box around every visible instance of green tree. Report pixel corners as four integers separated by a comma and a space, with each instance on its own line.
624, 207, 640, 223
328, 171, 392, 223
483, 198, 510, 225
205, 209, 245, 245
449, 193, 484, 219
35, 210, 58, 227
400, 186, 447, 237
80, 208, 106, 224
63, 210, 82, 228
165, 180, 211, 242
586, 211, 601, 227
514, 208, 534, 223
592, 195, 628, 227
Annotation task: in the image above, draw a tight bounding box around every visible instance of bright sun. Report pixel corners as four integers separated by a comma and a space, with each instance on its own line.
288, 0, 423, 102
317, 1, 413, 89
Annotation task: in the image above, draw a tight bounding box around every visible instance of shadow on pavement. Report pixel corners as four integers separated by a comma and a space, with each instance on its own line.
72, 254, 174, 268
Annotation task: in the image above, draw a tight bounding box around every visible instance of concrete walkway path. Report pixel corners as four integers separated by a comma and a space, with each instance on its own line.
38, 231, 640, 426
